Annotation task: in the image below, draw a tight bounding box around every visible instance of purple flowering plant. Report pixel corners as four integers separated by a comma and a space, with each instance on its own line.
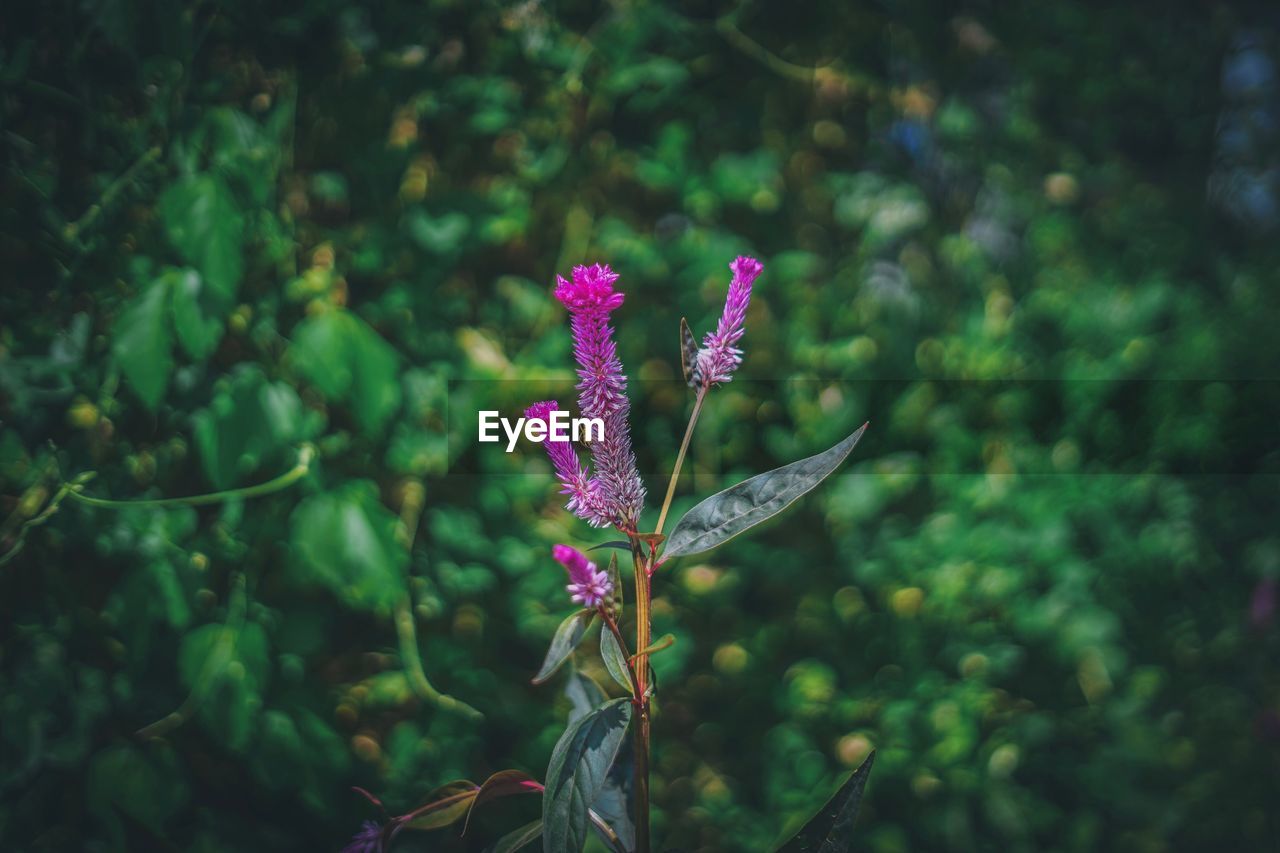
346, 258, 871, 853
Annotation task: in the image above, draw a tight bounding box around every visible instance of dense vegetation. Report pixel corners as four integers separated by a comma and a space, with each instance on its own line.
2, 2, 1278, 850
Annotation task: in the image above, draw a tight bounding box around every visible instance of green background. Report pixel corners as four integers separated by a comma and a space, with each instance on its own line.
2, 1, 1278, 851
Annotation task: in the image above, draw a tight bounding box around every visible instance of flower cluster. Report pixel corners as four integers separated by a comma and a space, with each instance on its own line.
532, 257, 761, 609
530, 263, 646, 530
693, 256, 763, 386
523, 400, 613, 527
552, 544, 613, 609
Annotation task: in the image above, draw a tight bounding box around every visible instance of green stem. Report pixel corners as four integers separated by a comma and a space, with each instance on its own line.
137, 571, 247, 739
65, 445, 314, 509
654, 385, 707, 537
631, 538, 652, 853
63, 145, 162, 243
392, 479, 484, 721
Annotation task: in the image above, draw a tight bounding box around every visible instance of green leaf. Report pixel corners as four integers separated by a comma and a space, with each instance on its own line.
192, 365, 313, 489
775, 751, 875, 853
630, 633, 676, 662
112, 279, 173, 409
157, 173, 244, 301
532, 610, 593, 685
288, 481, 407, 611
400, 780, 479, 830
564, 668, 607, 724
290, 309, 402, 434
663, 423, 869, 559
598, 626, 633, 695
587, 541, 632, 554
168, 267, 224, 360
543, 698, 632, 853
493, 820, 543, 853
463, 769, 542, 832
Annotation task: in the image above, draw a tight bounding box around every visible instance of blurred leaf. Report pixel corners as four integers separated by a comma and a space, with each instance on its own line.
157, 173, 243, 301
112, 278, 173, 409
543, 698, 632, 853
664, 423, 869, 559
775, 751, 875, 853
598, 625, 633, 695
288, 481, 406, 611
532, 609, 593, 685
290, 309, 402, 434
401, 780, 479, 830
493, 820, 543, 853
168, 267, 223, 360
87, 744, 188, 832
192, 365, 313, 488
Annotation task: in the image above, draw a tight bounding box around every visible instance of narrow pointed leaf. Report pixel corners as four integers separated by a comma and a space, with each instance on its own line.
599, 626, 634, 695
492, 820, 543, 853
587, 540, 632, 554
543, 698, 632, 853
400, 780, 480, 830
463, 769, 542, 833
775, 751, 875, 853
663, 423, 868, 559
532, 610, 594, 685
680, 317, 698, 386
628, 633, 676, 663
605, 553, 623, 618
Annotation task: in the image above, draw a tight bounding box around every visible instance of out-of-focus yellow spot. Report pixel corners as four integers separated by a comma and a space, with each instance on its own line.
682, 565, 721, 595
988, 743, 1020, 778
912, 771, 943, 797
712, 643, 749, 674
1044, 172, 1080, 205
457, 327, 510, 374
813, 120, 846, 148
959, 652, 989, 678
453, 603, 485, 639
837, 733, 874, 767
891, 586, 924, 617
67, 397, 99, 429
1077, 647, 1113, 702
388, 108, 418, 148
311, 243, 335, 270
351, 733, 381, 762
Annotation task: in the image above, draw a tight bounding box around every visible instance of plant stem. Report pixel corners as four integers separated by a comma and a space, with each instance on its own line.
631, 539, 652, 853
654, 385, 707, 537
65, 445, 315, 509
393, 479, 484, 721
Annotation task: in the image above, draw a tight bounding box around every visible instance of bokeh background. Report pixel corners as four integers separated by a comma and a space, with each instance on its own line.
2, 2, 1279, 851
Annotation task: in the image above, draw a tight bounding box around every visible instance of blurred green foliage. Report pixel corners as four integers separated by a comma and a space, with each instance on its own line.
2, 1, 1279, 851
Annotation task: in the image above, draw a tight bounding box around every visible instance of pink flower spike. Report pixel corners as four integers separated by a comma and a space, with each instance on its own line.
553, 262, 646, 526
524, 401, 612, 528
552, 544, 613, 609
695, 255, 763, 387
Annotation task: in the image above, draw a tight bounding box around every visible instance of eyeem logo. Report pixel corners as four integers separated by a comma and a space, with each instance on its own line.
478, 410, 603, 452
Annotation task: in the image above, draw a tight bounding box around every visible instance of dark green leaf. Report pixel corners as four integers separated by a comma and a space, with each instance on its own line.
663, 423, 869, 559
168, 268, 224, 360
288, 481, 406, 611
532, 610, 593, 685
492, 820, 542, 853
564, 668, 607, 724
290, 309, 402, 435
157, 173, 244, 301
598, 625, 633, 695
112, 279, 173, 409
543, 698, 632, 853
400, 780, 479, 830
775, 751, 875, 853
588, 540, 632, 554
